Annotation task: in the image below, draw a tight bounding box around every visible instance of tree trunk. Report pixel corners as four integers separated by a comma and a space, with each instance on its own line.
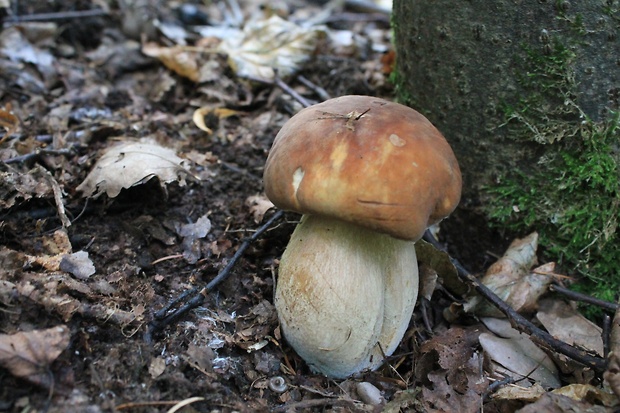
393, 1, 620, 295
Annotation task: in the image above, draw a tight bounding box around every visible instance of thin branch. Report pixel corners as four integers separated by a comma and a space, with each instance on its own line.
145, 210, 285, 342
549, 283, 620, 312
423, 230, 608, 373
2, 9, 108, 24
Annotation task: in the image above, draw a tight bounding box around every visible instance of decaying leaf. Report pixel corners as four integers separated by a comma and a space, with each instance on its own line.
0, 26, 58, 87
59, 251, 96, 280
517, 390, 615, 413
464, 233, 554, 317
141, 42, 221, 83
0, 325, 70, 388
176, 214, 212, 264
0, 164, 54, 209
0, 105, 19, 138
490, 382, 546, 402
219, 15, 325, 80
480, 317, 560, 389
76, 140, 192, 198
536, 298, 604, 357
414, 239, 466, 296
245, 194, 274, 223
24, 229, 72, 272
416, 326, 487, 412
552, 384, 618, 408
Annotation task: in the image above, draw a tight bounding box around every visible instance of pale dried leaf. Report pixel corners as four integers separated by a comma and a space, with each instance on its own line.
59, 251, 96, 280
218, 15, 325, 80
0, 27, 57, 86
536, 298, 604, 357
76, 140, 192, 198
490, 383, 546, 402
177, 214, 212, 264
148, 356, 166, 378
516, 392, 614, 413
193, 107, 241, 134
245, 194, 274, 223
480, 318, 560, 389
0, 325, 70, 388
604, 353, 620, 400
465, 233, 553, 317
552, 384, 618, 407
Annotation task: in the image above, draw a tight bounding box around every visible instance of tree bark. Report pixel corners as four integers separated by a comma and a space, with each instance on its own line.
393, 0, 619, 205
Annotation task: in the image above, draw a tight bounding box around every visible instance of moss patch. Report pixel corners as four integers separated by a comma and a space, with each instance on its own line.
485, 33, 620, 306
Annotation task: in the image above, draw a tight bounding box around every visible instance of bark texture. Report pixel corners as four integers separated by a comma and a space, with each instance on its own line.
393, 0, 619, 205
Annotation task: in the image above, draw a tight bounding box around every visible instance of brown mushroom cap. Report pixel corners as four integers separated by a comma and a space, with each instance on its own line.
263, 95, 462, 241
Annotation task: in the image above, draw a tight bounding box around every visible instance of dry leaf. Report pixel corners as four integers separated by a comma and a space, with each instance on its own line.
24, 229, 72, 272
516, 391, 613, 413
219, 15, 325, 80
415, 239, 465, 296
0, 325, 70, 388
0, 164, 54, 209
416, 326, 487, 412
464, 233, 554, 317
480, 317, 560, 389
142, 43, 202, 82
536, 298, 604, 357
0, 106, 19, 138
59, 251, 96, 280
552, 383, 618, 407
193, 107, 241, 134
490, 383, 546, 402
176, 214, 212, 264
76, 140, 192, 198
148, 356, 166, 378
245, 194, 274, 223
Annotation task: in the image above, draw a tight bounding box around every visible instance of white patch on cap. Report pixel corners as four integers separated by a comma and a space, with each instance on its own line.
389, 134, 406, 147
292, 167, 305, 199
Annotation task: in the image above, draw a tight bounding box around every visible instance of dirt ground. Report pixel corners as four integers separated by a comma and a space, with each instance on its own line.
0, 1, 617, 413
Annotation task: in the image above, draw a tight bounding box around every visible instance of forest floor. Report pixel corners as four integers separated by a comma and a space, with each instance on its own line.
0, 1, 619, 412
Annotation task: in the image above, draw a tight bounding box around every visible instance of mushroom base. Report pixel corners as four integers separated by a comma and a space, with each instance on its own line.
275, 214, 419, 378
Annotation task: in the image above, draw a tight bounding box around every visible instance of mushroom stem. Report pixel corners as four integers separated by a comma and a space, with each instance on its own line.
275, 214, 419, 378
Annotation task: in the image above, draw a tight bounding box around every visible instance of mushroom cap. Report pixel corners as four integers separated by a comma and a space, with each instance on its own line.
263, 95, 462, 241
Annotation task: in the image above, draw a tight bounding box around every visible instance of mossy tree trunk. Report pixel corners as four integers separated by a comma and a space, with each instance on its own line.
393, 1, 620, 299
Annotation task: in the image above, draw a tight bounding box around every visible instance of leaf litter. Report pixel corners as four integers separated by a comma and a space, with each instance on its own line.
1, 0, 618, 412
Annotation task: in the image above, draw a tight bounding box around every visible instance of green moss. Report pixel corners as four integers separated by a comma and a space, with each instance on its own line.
485, 33, 620, 306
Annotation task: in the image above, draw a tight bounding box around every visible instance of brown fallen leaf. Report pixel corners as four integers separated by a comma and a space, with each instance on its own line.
0, 325, 70, 388
0, 105, 20, 141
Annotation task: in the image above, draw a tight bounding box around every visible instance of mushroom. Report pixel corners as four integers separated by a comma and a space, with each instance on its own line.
263, 95, 461, 378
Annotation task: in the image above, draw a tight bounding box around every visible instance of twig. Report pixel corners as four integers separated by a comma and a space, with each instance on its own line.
273, 74, 313, 108
422, 230, 608, 373
549, 283, 620, 312
297, 75, 332, 102
3, 148, 75, 164
145, 210, 285, 342
2, 9, 108, 24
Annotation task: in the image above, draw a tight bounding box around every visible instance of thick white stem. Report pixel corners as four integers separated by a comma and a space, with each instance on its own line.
275, 214, 419, 378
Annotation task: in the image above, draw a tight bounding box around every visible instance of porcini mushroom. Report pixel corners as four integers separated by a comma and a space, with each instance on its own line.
263, 95, 461, 378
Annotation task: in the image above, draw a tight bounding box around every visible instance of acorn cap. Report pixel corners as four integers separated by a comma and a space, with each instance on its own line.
263, 95, 462, 241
